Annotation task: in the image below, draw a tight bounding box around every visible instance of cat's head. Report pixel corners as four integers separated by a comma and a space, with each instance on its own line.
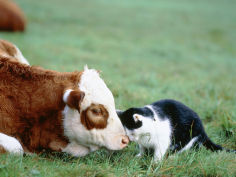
117, 107, 155, 142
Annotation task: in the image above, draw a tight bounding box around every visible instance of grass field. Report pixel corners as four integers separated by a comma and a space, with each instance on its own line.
1, 0, 236, 176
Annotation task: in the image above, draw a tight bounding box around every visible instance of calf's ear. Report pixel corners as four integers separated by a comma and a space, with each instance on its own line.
63, 90, 85, 112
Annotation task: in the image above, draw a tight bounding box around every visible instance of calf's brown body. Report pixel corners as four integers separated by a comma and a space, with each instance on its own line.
0, 57, 82, 153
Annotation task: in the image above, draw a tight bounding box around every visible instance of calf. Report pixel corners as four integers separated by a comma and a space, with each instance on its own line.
0, 57, 128, 156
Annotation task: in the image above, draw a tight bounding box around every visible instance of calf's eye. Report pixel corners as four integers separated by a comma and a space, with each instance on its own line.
91, 108, 101, 115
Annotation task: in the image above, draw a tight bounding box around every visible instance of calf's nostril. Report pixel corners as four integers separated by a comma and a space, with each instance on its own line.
121, 136, 129, 145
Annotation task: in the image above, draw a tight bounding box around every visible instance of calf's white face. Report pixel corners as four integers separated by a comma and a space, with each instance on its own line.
63, 66, 128, 156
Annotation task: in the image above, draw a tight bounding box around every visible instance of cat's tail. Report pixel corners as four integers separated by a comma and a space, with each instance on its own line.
202, 136, 236, 153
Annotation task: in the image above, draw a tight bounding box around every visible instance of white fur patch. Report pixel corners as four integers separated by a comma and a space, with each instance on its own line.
14, 45, 29, 65
0, 133, 23, 155
63, 89, 73, 103
179, 136, 198, 153
78, 67, 115, 111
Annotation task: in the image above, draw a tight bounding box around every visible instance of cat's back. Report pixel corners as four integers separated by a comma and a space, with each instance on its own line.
151, 99, 200, 124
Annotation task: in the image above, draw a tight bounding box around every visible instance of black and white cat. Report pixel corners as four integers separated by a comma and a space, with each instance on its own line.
117, 99, 235, 161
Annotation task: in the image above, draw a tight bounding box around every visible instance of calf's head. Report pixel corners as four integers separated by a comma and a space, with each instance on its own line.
63, 66, 129, 151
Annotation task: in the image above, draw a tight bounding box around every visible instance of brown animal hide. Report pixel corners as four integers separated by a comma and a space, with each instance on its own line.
0, 57, 83, 153
0, 39, 17, 57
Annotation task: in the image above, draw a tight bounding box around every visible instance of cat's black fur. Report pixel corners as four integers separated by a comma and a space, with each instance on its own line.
118, 99, 235, 154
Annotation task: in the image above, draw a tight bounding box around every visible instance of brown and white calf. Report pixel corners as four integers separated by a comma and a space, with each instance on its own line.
0, 57, 128, 156
0, 39, 29, 65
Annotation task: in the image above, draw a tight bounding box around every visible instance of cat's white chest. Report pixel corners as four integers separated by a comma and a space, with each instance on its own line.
136, 115, 172, 161
138, 118, 171, 148
138, 132, 155, 148
154, 119, 172, 146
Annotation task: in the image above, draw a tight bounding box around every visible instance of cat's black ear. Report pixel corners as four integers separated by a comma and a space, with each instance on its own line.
116, 109, 123, 117
116, 109, 126, 125
133, 114, 143, 122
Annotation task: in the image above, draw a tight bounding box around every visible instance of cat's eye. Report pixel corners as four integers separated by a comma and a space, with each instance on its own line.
130, 131, 135, 136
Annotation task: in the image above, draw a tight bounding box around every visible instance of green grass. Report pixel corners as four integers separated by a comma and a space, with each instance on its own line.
1, 0, 236, 176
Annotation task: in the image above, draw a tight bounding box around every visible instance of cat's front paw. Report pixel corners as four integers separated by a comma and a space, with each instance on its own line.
153, 152, 163, 162
152, 153, 163, 163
